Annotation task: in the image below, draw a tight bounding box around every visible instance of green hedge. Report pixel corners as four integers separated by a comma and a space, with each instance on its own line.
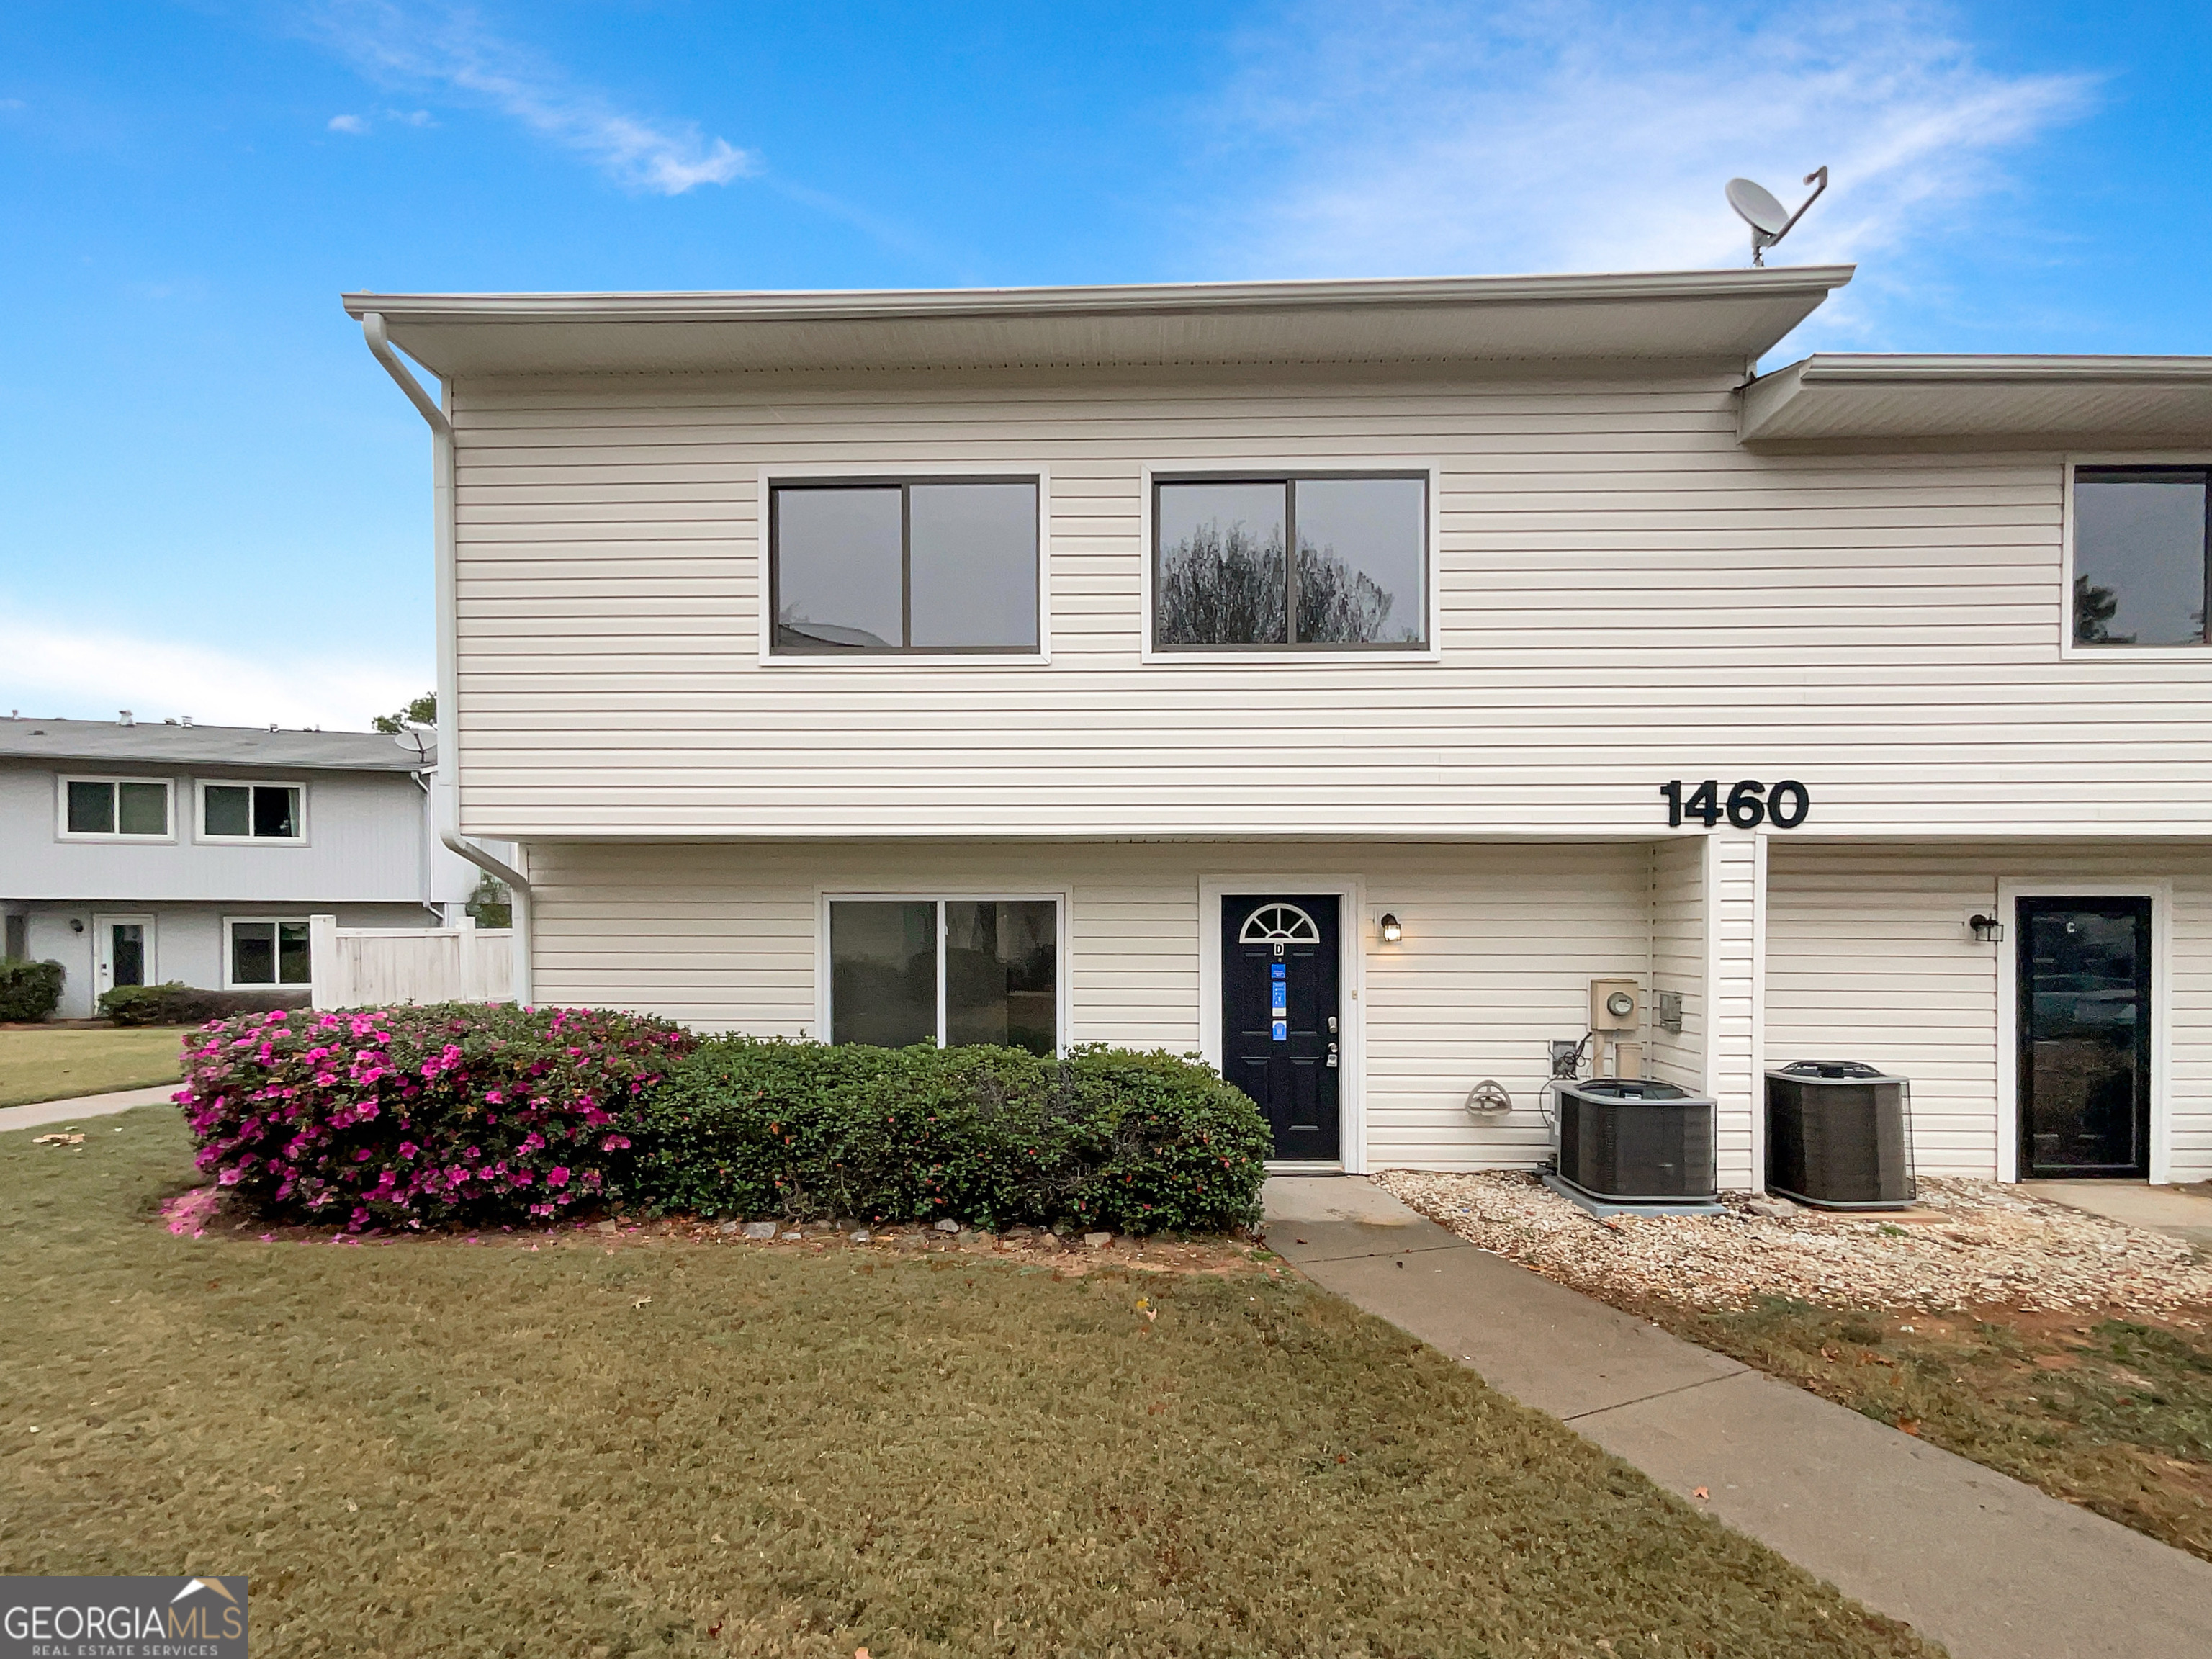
103, 981, 310, 1027
0, 959, 66, 1022
632, 1040, 1272, 1235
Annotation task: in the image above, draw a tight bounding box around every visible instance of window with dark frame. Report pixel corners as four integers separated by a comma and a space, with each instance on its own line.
63, 778, 170, 837
827, 898, 1058, 1056
203, 783, 302, 840
2073, 465, 2212, 647
1154, 473, 1429, 649
230, 920, 311, 987
770, 478, 1040, 654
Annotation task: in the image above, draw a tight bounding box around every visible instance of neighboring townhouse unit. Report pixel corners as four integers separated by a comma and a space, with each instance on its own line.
347, 266, 2212, 1189
1, 717, 491, 1017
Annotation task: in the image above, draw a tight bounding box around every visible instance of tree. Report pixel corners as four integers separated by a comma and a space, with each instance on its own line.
1156, 519, 1414, 645
2072, 576, 2133, 645
372, 693, 436, 734
1156, 521, 1287, 645
465, 873, 512, 930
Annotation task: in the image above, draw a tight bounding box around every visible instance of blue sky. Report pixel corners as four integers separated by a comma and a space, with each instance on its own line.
4, 1, 2208, 729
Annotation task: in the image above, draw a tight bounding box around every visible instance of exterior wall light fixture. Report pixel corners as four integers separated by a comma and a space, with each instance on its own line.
1378, 913, 1403, 943
1969, 914, 2005, 944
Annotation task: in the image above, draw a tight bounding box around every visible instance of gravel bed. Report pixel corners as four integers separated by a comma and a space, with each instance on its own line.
1372, 1170, 2212, 1316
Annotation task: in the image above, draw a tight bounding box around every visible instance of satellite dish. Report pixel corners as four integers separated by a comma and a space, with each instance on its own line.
1726, 166, 1829, 265
391, 724, 434, 764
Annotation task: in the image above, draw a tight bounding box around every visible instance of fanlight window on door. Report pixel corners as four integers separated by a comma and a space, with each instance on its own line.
1239, 904, 1321, 945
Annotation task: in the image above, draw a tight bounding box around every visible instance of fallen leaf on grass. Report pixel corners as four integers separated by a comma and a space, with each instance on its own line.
633, 1297, 653, 1310
32, 1134, 85, 1146
1692, 1487, 1708, 1501
1898, 1419, 1921, 1437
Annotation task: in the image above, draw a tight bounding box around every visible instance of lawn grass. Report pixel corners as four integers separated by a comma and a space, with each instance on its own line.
0, 1025, 190, 1107
1636, 1298, 2212, 1563
0, 1107, 1937, 1659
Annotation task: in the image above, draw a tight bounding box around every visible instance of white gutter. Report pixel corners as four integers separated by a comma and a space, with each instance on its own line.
361, 311, 534, 1004
341, 264, 1858, 325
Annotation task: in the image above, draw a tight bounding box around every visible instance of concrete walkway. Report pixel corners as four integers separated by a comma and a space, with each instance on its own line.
2018, 1179, 2212, 1248
1264, 1177, 2212, 1659
0, 1084, 177, 1134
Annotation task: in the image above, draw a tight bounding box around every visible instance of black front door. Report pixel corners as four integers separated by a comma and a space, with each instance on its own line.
1223, 895, 1340, 1161
2018, 897, 2152, 1179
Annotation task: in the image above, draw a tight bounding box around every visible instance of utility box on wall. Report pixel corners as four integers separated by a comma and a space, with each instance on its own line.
1590, 978, 1641, 1029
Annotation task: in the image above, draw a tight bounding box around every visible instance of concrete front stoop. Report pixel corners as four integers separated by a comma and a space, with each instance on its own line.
2015, 1179, 2212, 1249
1262, 1176, 2212, 1659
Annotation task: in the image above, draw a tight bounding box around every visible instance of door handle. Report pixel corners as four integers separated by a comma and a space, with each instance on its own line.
1326, 1042, 1339, 1069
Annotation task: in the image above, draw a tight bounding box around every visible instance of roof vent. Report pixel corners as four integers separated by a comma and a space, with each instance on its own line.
269, 722, 280, 732
118, 709, 134, 727
181, 715, 193, 727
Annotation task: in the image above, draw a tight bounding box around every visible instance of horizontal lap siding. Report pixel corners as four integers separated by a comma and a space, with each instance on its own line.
1649, 838, 1704, 1089
1766, 841, 2212, 1182
528, 838, 1650, 1171
449, 372, 2212, 840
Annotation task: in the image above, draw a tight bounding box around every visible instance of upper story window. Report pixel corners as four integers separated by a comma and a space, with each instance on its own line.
770, 478, 1040, 655
199, 781, 305, 842
1154, 474, 1428, 650
60, 775, 171, 840
2073, 466, 2210, 647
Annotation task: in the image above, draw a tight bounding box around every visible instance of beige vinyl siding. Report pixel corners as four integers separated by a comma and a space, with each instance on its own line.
1648, 836, 1704, 1089
1766, 840, 2212, 1182
529, 837, 1653, 1172
1706, 833, 1766, 1188
449, 370, 2212, 842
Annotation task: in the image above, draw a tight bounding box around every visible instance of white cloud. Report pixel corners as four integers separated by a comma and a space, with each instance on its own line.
1205, 1, 2092, 304
328, 112, 369, 134
306, 2, 757, 194
0, 612, 426, 734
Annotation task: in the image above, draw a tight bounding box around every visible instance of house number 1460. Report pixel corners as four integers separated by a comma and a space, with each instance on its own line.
1660, 778, 1809, 830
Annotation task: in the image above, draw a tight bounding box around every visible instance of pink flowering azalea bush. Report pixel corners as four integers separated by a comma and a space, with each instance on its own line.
177, 1002, 696, 1231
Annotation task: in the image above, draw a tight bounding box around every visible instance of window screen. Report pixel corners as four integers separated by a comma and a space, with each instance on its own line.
1155, 475, 1426, 648
2074, 467, 2211, 647
773, 480, 1040, 654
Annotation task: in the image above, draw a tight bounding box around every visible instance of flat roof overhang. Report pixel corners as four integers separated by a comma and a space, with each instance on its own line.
1742, 354, 2212, 451
341, 266, 1853, 379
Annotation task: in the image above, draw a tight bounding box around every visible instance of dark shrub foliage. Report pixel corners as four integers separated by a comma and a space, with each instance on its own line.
633, 1039, 1272, 1235
179, 1003, 696, 1231
104, 981, 309, 1027
0, 959, 66, 1022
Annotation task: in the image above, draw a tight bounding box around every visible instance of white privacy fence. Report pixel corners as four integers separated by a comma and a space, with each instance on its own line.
308, 914, 515, 1011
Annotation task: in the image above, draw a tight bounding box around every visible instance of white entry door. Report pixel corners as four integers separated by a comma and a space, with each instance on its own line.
92, 914, 156, 996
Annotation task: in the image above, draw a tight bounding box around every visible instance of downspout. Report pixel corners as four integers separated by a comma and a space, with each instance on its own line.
361, 311, 534, 1004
